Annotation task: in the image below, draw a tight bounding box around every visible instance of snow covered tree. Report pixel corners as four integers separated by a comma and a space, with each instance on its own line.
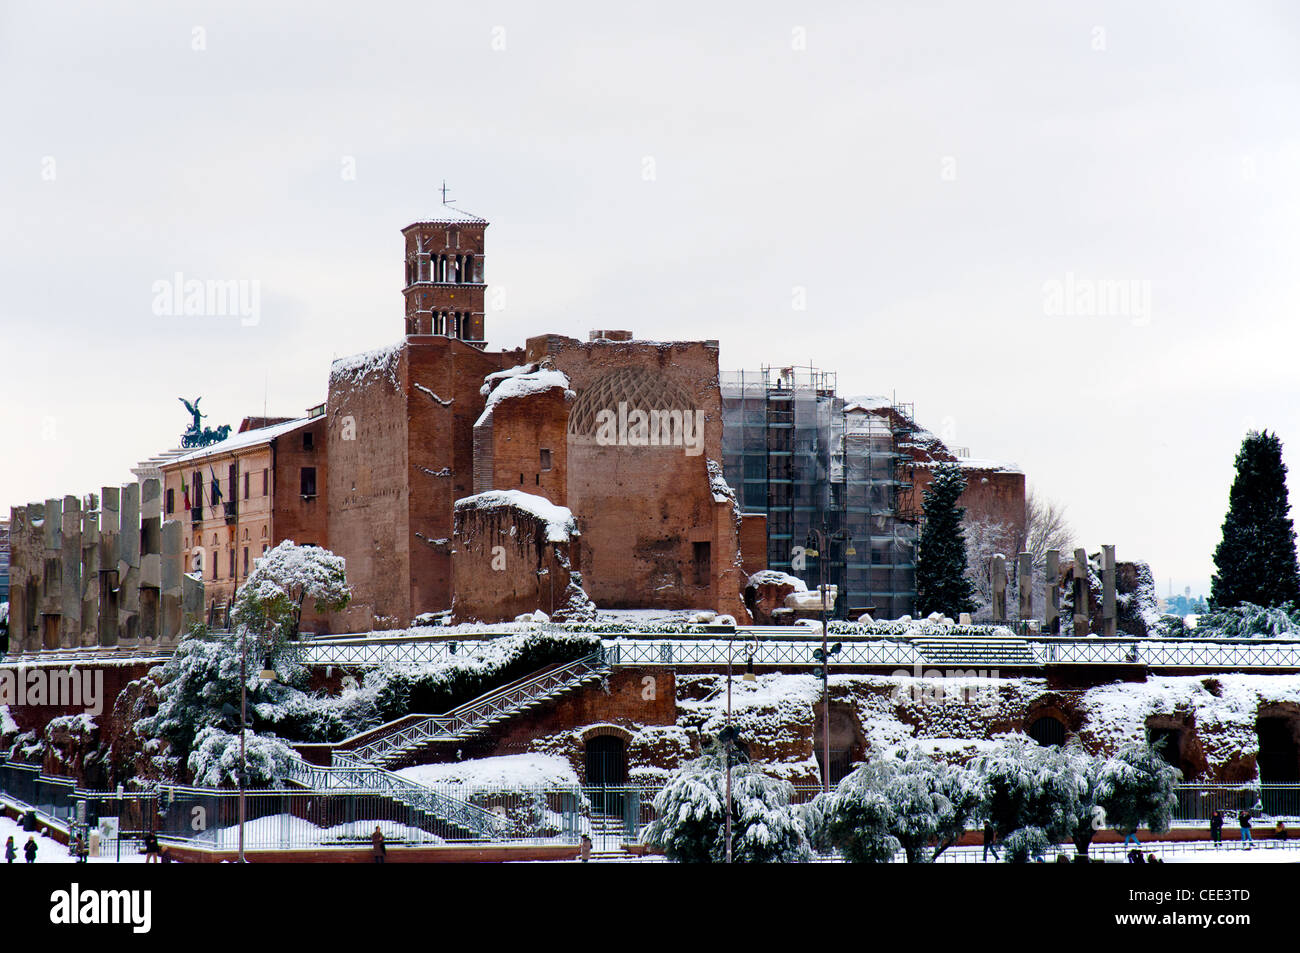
644, 741, 812, 863
810, 748, 982, 863
1094, 743, 1180, 844
1211, 431, 1300, 609
916, 464, 977, 618
187, 726, 295, 788
975, 739, 1088, 862
139, 626, 311, 769
232, 540, 351, 645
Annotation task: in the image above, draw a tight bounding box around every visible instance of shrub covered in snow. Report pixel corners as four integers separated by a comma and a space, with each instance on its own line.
808, 748, 981, 863
1185, 602, 1300, 638
644, 742, 812, 863
976, 738, 1179, 861
187, 727, 295, 788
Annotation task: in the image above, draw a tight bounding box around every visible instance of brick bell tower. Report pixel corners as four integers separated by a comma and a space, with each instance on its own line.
401, 194, 488, 347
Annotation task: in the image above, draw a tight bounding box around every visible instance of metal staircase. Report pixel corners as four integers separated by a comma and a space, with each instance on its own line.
911, 637, 1040, 667
339, 649, 609, 768
285, 649, 609, 841
284, 754, 505, 841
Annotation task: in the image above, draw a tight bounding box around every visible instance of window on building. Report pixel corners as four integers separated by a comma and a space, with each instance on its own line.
303, 430, 314, 451
227, 464, 237, 502
301, 467, 317, 498
540, 448, 552, 471
244, 472, 250, 500
692, 541, 711, 587
229, 548, 235, 579
166, 488, 174, 514
262, 469, 269, 495
243, 547, 249, 576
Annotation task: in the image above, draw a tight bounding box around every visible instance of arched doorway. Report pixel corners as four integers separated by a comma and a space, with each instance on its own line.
1257, 715, 1300, 814
585, 735, 628, 817
1027, 716, 1067, 747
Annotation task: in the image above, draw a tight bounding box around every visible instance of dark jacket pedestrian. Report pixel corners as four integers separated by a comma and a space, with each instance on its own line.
1210, 810, 1223, 844
371, 826, 386, 863
4, 836, 15, 863
1274, 821, 1288, 841
1238, 810, 1253, 845
144, 832, 161, 863
982, 821, 1000, 861
23, 836, 37, 863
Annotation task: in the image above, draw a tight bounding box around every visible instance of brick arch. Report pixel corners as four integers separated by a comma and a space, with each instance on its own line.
1021, 702, 1074, 747
580, 724, 634, 744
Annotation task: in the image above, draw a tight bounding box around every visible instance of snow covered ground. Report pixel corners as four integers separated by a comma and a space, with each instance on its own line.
395, 753, 579, 789
0, 814, 145, 864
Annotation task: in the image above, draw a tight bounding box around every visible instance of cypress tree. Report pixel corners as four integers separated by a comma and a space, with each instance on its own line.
915, 463, 977, 617
1210, 430, 1300, 609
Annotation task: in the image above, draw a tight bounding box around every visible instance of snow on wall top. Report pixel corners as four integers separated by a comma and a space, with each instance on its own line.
746, 570, 807, 592
841, 395, 895, 413
455, 489, 578, 543
911, 457, 1023, 474
330, 342, 403, 392
475, 368, 573, 428
480, 363, 538, 397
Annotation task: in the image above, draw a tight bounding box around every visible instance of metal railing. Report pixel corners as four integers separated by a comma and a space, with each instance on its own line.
343, 650, 608, 764
284, 756, 505, 840
10, 628, 1300, 672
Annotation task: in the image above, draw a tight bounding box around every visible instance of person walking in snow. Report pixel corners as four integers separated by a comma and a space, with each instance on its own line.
1238, 810, 1253, 848
982, 821, 1000, 862
1210, 810, 1224, 845
23, 836, 37, 863
1123, 829, 1141, 850
4, 836, 15, 864
371, 826, 386, 863
144, 832, 161, 863
579, 834, 592, 863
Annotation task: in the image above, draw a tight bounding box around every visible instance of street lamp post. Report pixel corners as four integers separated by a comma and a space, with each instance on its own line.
237, 626, 277, 863
807, 524, 846, 794
723, 631, 758, 864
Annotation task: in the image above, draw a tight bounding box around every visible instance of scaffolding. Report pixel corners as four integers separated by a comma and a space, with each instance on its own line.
721, 366, 918, 619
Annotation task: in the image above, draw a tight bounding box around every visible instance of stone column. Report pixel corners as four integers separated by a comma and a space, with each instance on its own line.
98, 487, 120, 647
161, 519, 183, 644
118, 482, 140, 645
9, 506, 33, 653
182, 572, 205, 635
80, 501, 99, 647
139, 478, 162, 643
1017, 552, 1032, 621
1073, 547, 1090, 638
41, 497, 62, 650
991, 554, 1007, 623
1102, 544, 1117, 638
60, 495, 81, 649
1045, 549, 1060, 635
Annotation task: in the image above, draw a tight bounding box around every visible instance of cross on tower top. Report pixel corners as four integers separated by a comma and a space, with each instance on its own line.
440, 180, 452, 205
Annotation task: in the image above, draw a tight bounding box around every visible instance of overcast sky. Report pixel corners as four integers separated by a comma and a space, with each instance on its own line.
3, 1, 1298, 596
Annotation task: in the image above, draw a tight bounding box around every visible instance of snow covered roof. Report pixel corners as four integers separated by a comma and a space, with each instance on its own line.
167, 416, 314, 466
454, 489, 578, 543
404, 203, 488, 226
